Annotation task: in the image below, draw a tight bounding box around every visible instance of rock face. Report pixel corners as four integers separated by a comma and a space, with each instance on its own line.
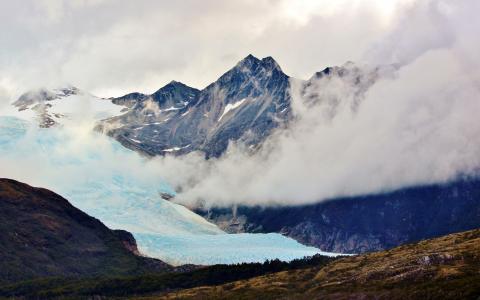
0, 178, 170, 284
113, 229, 141, 256
197, 178, 480, 253
98, 55, 292, 157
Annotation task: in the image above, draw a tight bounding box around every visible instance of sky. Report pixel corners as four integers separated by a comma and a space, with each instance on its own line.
149, 0, 480, 207
1, 0, 480, 208
0, 0, 414, 99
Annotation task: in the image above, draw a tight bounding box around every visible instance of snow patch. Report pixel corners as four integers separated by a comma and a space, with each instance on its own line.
130, 138, 142, 143
162, 144, 191, 152
218, 98, 246, 122
162, 106, 182, 112
6, 90, 126, 126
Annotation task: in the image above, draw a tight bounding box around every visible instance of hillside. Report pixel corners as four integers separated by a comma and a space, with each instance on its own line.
2, 228, 478, 299
198, 178, 480, 253
0, 255, 337, 298
0, 178, 171, 284
155, 228, 480, 299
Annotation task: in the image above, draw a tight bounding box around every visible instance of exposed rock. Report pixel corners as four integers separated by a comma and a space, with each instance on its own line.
113, 229, 140, 255
98, 55, 292, 158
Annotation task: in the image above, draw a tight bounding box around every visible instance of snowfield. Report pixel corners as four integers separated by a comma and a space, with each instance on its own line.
218, 98, 246, 121
0, 112, 342, 265
8, 87, 126, 126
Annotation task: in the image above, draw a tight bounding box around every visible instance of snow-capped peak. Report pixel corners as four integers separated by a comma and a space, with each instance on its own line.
10, 86, 126, 128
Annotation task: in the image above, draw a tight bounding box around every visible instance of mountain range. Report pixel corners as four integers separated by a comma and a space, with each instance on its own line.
9, 54, 480, 259
97, 55, 292, 157
12, 55, 377, 158
97, 55, 379, 158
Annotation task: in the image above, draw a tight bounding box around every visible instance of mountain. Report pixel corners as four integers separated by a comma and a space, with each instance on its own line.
0, 178, 171, 284
196, 178, 480, 253
11, 86, 125, 128
158, 228, 480, 300
12, 56, 376, 158
98, 54, 292, 157
111, 80, 200, 109
96, 55, 379, 158
13, 86, 81, 109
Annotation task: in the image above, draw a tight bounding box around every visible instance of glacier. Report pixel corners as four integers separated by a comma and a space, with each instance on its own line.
0, 115, 339, 265
135, 233, 325, 266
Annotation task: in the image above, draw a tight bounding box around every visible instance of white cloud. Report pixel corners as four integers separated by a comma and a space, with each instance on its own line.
0, 0, 412, 99
149, 0, 480, 207
1, 0, 479, 210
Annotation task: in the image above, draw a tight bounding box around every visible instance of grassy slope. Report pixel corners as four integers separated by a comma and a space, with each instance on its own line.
153, 228, 480, 300
0, 256, 337, 299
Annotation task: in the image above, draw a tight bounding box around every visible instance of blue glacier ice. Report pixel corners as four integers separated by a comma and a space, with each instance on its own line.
135, 233, 325, 265
0, 116, 339, 265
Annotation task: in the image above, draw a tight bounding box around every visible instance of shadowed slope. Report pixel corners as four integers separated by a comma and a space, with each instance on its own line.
0, 178, 171, 284
199, 178, 480, 253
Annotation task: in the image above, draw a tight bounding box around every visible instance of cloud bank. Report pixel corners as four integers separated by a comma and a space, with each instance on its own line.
0, 0, 479, 210
153, 0, 480, 208
0, 0, 412, 97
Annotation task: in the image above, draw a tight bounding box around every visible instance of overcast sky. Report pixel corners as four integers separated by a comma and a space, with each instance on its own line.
1, 0, 479, 207
0, 0, 416, 98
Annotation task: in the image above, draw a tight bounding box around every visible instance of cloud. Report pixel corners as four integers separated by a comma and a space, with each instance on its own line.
1, 0, 479, 210
0, 0, 412, 98
364, 0, 456, 66
148, 0, 480, 208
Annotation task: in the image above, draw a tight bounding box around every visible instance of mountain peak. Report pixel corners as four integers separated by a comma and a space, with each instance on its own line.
160, 80, 184, 91
13, 86, 81, 108
233, 54, 284, 74
236, 54, 261, 69
167, 80, 183, 86
261, 56, 282, 72
244, 54, 260, 62
155, 80, 199, 94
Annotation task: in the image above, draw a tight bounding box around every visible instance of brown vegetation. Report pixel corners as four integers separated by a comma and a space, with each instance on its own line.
153, 229, 480, 300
